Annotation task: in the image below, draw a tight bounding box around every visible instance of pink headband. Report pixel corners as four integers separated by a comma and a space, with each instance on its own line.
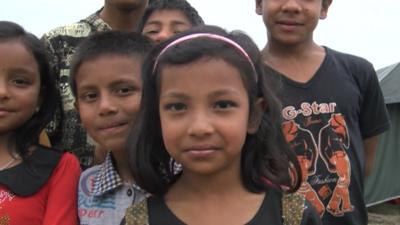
152, 33, 257, 81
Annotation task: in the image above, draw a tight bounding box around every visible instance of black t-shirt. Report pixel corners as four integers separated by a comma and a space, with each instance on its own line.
147, 187, 321, 225
264, 47, 390, 225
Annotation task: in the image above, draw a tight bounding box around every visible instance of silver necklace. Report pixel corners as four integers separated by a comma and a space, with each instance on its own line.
0, 157, 17, 171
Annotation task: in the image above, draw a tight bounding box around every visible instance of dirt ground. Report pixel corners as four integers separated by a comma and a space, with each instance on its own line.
368, 202, 400, 225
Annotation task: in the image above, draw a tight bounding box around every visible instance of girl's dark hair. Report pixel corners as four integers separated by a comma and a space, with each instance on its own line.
138, 0, 204, 32
127, 25, 301, 195
0, 21, 60, 159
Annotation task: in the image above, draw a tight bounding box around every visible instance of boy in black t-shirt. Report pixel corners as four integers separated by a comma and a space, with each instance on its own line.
255, 0, 390, 224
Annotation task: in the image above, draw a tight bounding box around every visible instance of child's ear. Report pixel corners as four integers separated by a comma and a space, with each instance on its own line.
320, 0, 332, 19
247, 98, 266, 134
255, 0, 263, 15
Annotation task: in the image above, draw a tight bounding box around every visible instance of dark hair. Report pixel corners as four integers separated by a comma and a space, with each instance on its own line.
138, 0, 204, 32
127, 25, 301, 196
69, 31, 153, 97
0, 21, 60, 159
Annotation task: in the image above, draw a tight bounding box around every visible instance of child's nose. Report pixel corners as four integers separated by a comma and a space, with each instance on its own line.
98, 95, 118, 116
155, 29, 172, 43
0, 81, 10, 100
282, 0, 302, 12
187, 112, 214, 137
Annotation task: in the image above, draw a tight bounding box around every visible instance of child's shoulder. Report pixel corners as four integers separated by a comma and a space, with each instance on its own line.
35, 146, 79, 170
27, 146, 64, 170
42, 20, 92, 41
324, 47, 378, 89
35, 147, 81, 182
325, 47, 374, 71
0, 147, 74, 196
56, 151, 81, 172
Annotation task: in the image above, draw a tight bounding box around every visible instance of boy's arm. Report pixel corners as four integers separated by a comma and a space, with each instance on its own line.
363, 135, 379, 176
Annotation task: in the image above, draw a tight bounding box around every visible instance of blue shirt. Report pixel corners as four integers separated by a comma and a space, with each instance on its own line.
78, 152, 146, 225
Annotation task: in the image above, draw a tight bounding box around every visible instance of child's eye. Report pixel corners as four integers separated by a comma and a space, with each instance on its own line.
80, 92, 98, 102
115, 86, 136, 95
11, 78, 31, 87
165, 103, 187, 112
173, 29, 184, 34
214, 100, 236, 110
144, 30, 159, 36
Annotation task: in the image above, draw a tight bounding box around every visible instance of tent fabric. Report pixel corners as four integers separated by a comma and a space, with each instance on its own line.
365, 104, 400, 206
377, 62, 400, 104
364, 62, 400, 206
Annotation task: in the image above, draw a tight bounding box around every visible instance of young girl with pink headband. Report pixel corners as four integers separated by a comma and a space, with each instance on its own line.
123, 25, 322, 225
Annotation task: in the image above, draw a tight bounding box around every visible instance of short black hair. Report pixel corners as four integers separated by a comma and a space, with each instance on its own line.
0, 21, 60, 158
69, 31, 153, 97
138, 0, 204, 32
127, 25, 301, 196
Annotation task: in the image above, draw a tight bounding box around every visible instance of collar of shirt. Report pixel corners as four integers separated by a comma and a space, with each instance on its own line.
91, 152, 145, 197
0, 147, 62, 196
92, 152, 123, 197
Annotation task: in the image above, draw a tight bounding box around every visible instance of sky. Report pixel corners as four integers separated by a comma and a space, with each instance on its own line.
1, 0, 399, 69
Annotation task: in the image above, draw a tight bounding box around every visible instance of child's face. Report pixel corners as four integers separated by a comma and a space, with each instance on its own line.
142, 9, 192, 43
256, 0, 330, 46
75, 55, 142, 152
158, 58, 253, 175
0, 41, 40, 137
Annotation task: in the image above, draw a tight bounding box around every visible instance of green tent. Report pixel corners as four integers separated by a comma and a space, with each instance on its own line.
365, 62, 400, 206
